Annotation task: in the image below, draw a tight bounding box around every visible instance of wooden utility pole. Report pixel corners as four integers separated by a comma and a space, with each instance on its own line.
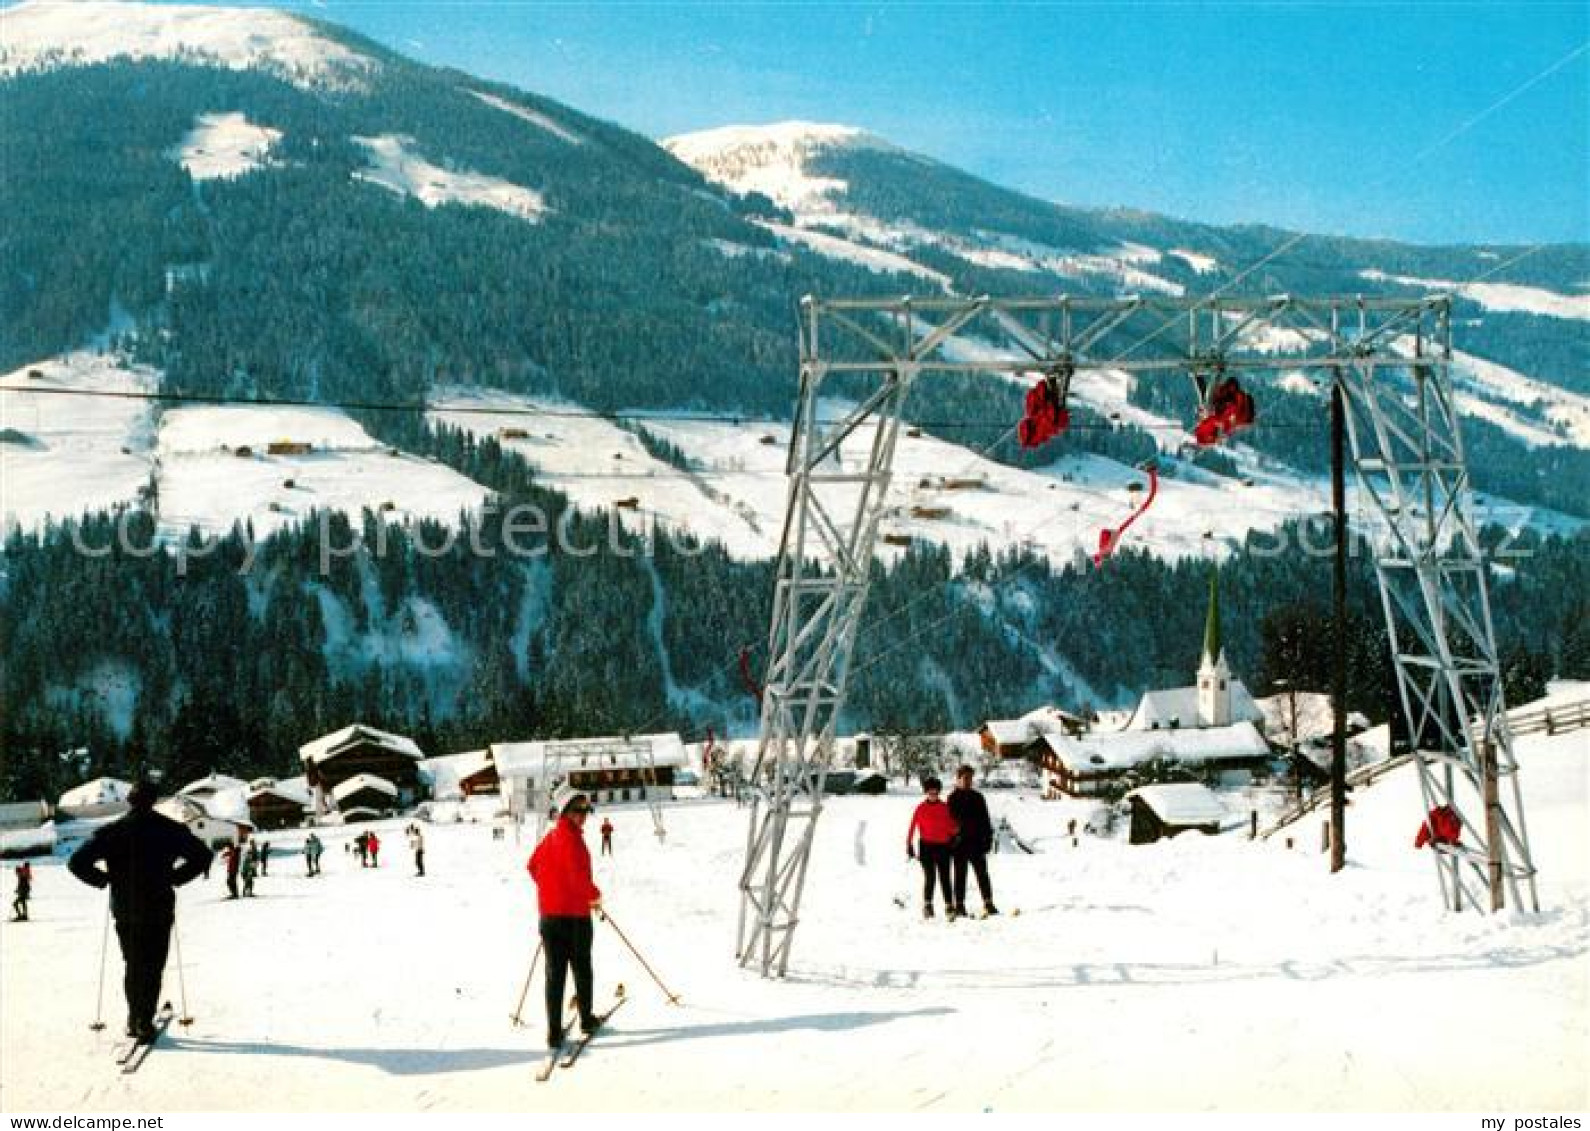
1330, 380, 1348, 873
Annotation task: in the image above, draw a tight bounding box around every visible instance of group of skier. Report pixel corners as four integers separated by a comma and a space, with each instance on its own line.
33, 767, 980, 1062
905, 764, 1000, 921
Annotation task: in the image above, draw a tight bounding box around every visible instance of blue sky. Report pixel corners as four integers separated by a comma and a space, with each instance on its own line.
229, 3, 1585, 243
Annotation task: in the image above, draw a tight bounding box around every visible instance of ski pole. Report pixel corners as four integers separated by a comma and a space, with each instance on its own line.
171, 909, 194, 1027
598, 909, 680, 1005
89, 896, 111, 1031
510, 940, 543, 1027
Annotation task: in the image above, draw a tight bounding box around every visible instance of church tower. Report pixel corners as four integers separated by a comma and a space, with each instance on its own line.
1196, 569, 1233, 727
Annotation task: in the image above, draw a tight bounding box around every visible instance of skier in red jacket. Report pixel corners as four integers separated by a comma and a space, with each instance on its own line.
528, 786, 603, 1049
906, 776, 959, 920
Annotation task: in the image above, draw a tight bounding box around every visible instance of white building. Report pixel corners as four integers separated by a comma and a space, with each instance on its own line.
493, 733, 686, 818
1125, 571, 1262, 733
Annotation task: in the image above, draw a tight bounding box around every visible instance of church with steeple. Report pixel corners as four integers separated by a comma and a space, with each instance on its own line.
1125, 570, 1263, 732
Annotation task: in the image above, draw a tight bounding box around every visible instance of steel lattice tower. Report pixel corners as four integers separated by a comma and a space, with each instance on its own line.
736, 294, 1538, 977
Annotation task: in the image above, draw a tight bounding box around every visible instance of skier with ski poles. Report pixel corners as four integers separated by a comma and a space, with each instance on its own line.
527, 786, 603, 1050
68, 781, 211, 1042
906, 776, 958, 920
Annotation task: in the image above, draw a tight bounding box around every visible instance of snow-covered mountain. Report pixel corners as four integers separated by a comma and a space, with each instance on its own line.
0, 0, 378, 89
3, 9, 1586, 554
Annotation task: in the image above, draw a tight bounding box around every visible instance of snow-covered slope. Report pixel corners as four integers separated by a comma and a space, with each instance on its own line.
353, 135, 547, 223
665, 122, 1188, 296
431, 387, 1330, 564
1362, 269, 1590, 322
0, 722, 1582, 1110
1, 352, 157, 532
154, 404, 493, 540
469, 90, 585, 146
1, 356, 494, 541
663, 121, 890, 213
174, 111, 280, 181
0, 1, 376, 90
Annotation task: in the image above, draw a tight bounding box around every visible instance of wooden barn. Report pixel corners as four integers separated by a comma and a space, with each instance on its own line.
331, 773, 399, 818
1124, 783, 1227, 845
247, 782, 311, 830
300, 724, 425, 804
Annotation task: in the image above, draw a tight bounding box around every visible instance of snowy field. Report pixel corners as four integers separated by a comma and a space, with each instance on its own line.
1, 352, 157, 532
2, 730, 1584, 1112
154, 404, 492, 541
430, 387, 1341, 564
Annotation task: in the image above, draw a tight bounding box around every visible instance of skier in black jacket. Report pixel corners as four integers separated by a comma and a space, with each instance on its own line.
947, 764, 999, 918
68, 781, 212, 1041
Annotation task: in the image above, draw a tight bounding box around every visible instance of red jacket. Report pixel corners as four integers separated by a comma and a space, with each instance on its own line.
907, 799, 958, 849
528, 817, 602, 917
1415, 805, 1462, 849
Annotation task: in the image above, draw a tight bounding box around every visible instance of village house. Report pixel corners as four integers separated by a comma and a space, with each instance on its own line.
978, 705, 1086, 760
246, 778, 312, 830
1123, 783, 1230, 844
331, 773, 400, 821
419, 750, 499, 801
493, 733, 685, 818
56, 777, 133, 820
157, 794, 254, 849
1040, 571, 1273, 797
299, 724, 425, 809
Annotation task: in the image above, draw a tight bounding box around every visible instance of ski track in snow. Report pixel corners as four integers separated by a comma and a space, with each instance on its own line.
1, 728, 1583, 1110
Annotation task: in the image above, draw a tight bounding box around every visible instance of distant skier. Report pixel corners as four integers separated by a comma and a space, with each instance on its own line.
906, 776, 958, 920
409, 827, 425, 877
355, 832, 369, 867
240, 844, 258, 897
67, 780, 211, 1042
222, 842, 241, 899
368, 832, 381, 868
257, 839, 270, 876
12, 861, 32, 921
599, 818, 614, 856
304, 833, 324, 877
528, 787, 603, 1050
947, 764, 998, 918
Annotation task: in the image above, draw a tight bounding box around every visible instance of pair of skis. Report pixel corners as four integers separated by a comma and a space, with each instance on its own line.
112, 1003, 175, 1075
535, 986, 627, 1082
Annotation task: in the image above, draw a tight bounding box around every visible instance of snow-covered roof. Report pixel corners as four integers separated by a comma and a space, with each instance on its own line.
179, 772, 248, 797
492, 734, 687, 778
332, 774, 398, 803
300, 724, 424, 765
1126, 783, 1228, 826
1042, 721, 1271, 774
157, 795, 252, 831
248, 781, 311, 807
981, 719, 1034, 746
1021, 704, 1083, 729
419, 750, 495, 800
57, 777, 131, 811
1129, 680, 1262, 731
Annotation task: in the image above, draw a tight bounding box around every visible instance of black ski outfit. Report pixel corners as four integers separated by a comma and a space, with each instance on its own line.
948, 779, 997, 916
68, 791, 211, 1040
